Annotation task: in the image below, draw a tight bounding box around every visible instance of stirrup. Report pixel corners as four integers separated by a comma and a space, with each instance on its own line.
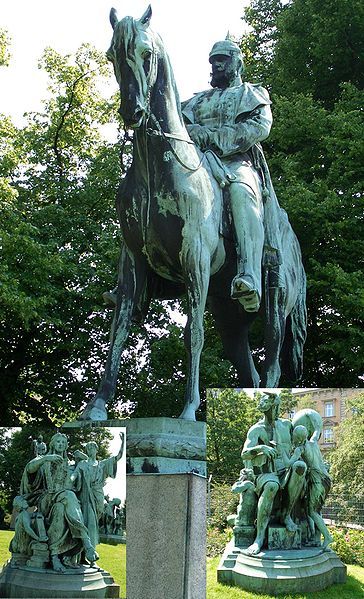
231, 275, 260, 312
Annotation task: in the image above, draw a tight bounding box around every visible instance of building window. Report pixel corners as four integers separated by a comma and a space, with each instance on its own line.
324, 402, 334, 417
323, 427, 334, 443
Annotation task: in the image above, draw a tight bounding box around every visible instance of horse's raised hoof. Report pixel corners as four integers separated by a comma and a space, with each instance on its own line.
79, 398, 108, 421
179, 405, 197, 421
102, 289, 117, 307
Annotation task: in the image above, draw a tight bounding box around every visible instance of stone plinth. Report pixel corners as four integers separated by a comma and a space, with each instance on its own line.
126, 416, 206, 599
0, 562, 120, 598
217, 539, 347, 595
127, 472, 206, 599
126, 417, 206, 476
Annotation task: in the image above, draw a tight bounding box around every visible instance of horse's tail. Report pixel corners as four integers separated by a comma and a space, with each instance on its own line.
281, 271, 307, 382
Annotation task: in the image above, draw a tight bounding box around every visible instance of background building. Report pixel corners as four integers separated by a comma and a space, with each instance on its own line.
291, 388, 360, 451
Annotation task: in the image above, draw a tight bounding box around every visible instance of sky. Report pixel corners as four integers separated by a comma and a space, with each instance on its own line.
1, 0, 249, 125
103, 426, 126, 502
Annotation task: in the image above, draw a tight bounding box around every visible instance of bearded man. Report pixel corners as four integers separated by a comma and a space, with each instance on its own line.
182, 37, 283, 313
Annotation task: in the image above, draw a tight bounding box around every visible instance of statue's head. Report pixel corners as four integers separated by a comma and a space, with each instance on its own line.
209, 36, 244, 88
85, 441, 98, 459
239, 467, 254, 482
49, 432, 68, 457
292, 425, 308, 447
258, 393, 280, 417
37, 440, 47, 456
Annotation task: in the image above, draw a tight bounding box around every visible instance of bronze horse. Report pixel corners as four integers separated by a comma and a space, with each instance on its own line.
81, 6, 306, 421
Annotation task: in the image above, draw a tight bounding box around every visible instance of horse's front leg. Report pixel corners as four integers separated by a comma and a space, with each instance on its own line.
179, 241, 210, 421
80, 246, 147, 420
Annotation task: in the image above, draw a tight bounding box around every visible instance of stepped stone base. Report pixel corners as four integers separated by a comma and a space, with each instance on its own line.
0, 562, 120, 598
217, 540, 347, 595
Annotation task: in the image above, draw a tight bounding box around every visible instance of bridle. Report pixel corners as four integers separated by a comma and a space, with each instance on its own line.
126, 30, 205, 173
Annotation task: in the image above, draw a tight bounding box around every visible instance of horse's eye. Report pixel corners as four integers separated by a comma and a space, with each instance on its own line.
142, 50, 152, 75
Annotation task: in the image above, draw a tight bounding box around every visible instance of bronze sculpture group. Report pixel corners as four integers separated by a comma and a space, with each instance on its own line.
81, 5, 306, 422
9, 431, 124, 573
232, 393, 332, 554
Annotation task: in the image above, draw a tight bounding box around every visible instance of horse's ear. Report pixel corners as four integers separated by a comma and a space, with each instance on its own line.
110, 7, 119, 30
139, 5, 152, 27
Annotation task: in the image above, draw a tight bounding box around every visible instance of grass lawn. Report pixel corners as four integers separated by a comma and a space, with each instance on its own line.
207, 556, 364, 599
98, 541, 126, 597
0, 530, 126, 598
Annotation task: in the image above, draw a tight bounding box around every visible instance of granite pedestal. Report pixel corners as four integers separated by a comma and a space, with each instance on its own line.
126, 418, 206, 599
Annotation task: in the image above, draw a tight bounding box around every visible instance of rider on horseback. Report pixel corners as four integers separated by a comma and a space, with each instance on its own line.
182, 37, 283, 313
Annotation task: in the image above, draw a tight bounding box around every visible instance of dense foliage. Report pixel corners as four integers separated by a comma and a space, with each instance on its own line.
241, 0, 364, 386
327, 393, 364, 499
207, 389, 260, 479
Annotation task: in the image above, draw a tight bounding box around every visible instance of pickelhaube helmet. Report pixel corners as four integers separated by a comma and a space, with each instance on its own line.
209, 34, 244, 63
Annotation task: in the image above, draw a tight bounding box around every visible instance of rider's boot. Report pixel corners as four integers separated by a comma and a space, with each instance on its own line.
231, 273, 261, 312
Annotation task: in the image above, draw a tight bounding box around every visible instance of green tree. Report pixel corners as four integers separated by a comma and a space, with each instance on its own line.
328, 392, 364, 499
278, 388, 297, 415
240, 0, 364, 386
295, 393, 316, 411
0, 44, 124, 424
240, 0, 284, 85
207, 389, 260, 480
0, 29, 11, 67
273, 0, 364, 107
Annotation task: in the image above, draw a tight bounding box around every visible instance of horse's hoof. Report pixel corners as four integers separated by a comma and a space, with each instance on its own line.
102, 290, 117, 307
178, 406, 197, 421
79, 400, 108, 421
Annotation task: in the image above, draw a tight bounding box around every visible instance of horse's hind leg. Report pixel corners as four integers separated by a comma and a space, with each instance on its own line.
208, 296, 260, 387
179, 245, 210, 421
80, 246, 147, 420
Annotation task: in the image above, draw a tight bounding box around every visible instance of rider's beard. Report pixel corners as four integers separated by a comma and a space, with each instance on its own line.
210, 66, 236, 89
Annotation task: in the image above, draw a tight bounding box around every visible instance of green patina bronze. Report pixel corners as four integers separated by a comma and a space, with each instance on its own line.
71, 432, 124, 550
218, 392, 346, 594
2, 431, 124, 580
81, 6, 306, 422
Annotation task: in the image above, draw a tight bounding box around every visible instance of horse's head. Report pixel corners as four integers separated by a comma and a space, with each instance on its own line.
107, 5, 158, 128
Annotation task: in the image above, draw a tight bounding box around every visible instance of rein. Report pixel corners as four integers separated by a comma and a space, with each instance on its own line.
146, 112, 205, 173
